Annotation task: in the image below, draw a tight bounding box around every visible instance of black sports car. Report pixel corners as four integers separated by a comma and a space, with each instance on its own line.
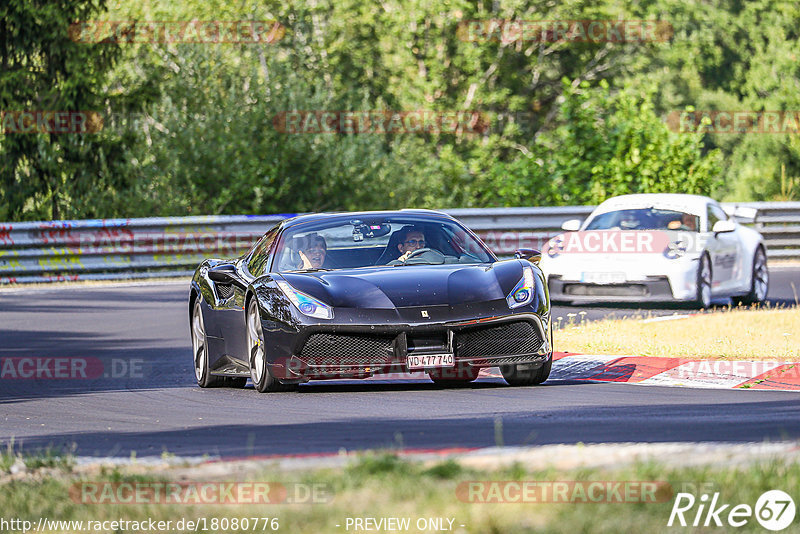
189, 210, 552, 391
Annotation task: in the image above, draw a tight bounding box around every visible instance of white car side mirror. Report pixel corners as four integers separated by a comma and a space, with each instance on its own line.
561, 219, 581, 231
712, 220, 736, 233
733, 206, 758, 221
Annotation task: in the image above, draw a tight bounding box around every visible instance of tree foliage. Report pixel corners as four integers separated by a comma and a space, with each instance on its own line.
1, 0, 795, 221
0, 0, 126, 220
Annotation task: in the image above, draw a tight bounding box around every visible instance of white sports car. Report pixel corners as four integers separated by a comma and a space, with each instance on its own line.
540, 194, 769, 308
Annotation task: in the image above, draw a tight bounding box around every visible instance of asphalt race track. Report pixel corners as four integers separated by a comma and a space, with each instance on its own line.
1, 266, 799, 459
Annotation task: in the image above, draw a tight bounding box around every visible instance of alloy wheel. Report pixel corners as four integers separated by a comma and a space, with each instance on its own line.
699, 256, 712, 308
192, 301, 207, 382
247, 299, 266, 385
753, 248, 769, 302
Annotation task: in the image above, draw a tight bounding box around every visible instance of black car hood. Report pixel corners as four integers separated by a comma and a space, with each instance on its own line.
280, 261, 523, 309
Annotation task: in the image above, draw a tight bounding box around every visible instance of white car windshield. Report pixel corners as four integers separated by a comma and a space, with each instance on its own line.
585, 208, 700, 232
274, 216, 494, 272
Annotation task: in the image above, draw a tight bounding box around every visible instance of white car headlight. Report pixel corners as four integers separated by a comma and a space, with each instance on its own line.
507, 266, 536, 308
277, 281, 334, 319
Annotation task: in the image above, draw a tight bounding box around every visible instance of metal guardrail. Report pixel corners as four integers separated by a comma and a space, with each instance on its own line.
0, 215, 289, 284
1, 202, 798, 284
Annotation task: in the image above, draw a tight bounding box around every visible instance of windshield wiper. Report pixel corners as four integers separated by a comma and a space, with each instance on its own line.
391, 260, 444, 267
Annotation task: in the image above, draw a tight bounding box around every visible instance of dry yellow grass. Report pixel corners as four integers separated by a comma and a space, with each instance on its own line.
4, 450, 800, 534
555, 307, 800, 361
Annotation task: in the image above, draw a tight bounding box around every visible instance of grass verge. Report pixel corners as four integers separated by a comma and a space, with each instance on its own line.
2, 449, 800, 533
556, 307, 800, 360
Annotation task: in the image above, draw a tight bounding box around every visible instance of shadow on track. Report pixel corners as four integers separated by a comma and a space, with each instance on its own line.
7, 397, 800, 459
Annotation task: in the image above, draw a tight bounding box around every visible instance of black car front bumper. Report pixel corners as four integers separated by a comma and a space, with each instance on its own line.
266, 312, 552, 380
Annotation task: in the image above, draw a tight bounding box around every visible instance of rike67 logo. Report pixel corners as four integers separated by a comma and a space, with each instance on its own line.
669, 490, 796, 530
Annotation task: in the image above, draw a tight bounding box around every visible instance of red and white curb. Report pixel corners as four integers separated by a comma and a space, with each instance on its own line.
366, 353, 800, 391
547, 352, 800, 391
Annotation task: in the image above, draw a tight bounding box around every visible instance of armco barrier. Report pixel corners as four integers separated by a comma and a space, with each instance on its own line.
0, 215, 289, 284
0, 202, 798, 284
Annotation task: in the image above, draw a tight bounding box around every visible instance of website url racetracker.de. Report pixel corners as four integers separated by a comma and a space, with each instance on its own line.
0, 516, 280, 532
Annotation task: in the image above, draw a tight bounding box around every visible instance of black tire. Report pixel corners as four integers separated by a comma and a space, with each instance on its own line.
191, 298, 224, 387
733, 247, 769, 306
501, 357, 552, 387
428, 366, 480, 387
246, 298, 296, 393
693, 253, 713, 309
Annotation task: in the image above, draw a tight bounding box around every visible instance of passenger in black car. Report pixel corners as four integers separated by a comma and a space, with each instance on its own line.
297, 233, 328, 269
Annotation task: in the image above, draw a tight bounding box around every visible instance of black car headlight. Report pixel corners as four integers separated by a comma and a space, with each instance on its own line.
277, 281, 334, 319
506, 266, 535, 309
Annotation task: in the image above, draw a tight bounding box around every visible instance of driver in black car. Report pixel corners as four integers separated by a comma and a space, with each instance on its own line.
396, 227, 427, 262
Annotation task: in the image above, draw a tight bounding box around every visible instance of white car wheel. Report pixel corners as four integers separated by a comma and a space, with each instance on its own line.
735, 247, 769, 306
753, 248, 769, 302
696, 254, 712, 309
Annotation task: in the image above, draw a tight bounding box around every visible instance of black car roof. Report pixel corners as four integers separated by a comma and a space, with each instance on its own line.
280, 209, 457, 230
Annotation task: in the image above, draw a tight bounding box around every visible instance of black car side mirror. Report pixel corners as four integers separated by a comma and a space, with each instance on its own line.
207, 264, 237, 283
514, 248, 542, 265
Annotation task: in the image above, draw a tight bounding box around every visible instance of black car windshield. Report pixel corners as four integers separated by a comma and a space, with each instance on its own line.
273, 216, 494, 272
585, 208, 700, 232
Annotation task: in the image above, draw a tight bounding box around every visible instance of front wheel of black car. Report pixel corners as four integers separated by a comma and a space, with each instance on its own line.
501, 357, 552, 387
247, 299, 294, 393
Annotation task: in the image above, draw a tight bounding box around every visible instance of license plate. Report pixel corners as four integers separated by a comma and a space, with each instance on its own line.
407, 354, 455, 369
581, 271, 626, 284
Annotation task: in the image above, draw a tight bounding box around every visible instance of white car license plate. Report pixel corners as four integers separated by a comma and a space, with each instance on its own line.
581, 271, 626, 284
407, 354, 455, 369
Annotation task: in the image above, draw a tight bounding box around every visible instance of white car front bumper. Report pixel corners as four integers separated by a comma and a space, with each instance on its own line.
542, 255, 700, 302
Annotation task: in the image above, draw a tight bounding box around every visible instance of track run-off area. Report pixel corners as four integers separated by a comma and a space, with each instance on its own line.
1, 265, 799, 459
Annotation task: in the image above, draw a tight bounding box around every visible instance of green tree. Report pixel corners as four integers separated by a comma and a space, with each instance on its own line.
546, 81, 722, 205
629, 0, 800, 200
0, 0, 126, 220
5, 0, 785, 222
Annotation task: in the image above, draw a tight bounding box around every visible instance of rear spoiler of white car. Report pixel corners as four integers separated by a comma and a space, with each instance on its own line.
723, 205, 759, 222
